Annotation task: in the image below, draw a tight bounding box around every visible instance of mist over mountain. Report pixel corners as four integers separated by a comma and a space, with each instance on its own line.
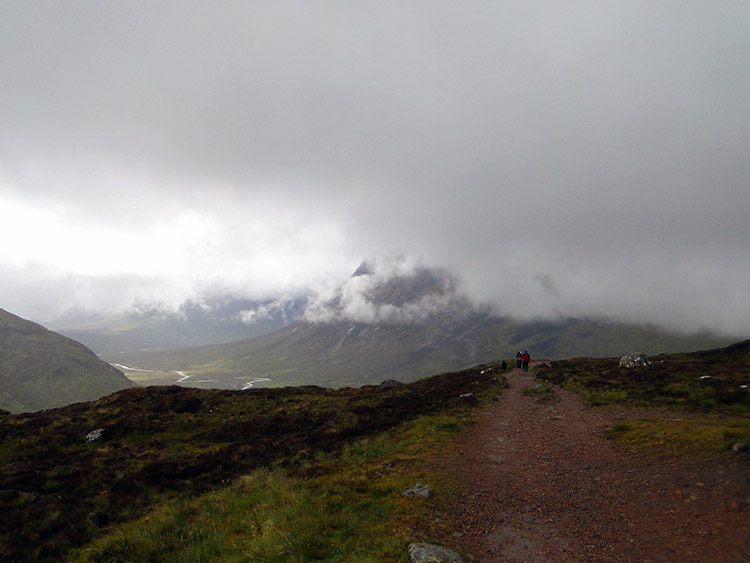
112, 261, 733, 390
49, 293, 308, 356
304, 259, 470, 324
50, 259, 471, 357
0, 308, 135, 413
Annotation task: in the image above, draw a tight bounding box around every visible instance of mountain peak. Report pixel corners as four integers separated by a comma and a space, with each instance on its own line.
306, 259, 467, 325
351, 261, 372, 277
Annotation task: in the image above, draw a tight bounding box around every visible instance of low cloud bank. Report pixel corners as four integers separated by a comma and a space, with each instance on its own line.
304, 258, 472, 325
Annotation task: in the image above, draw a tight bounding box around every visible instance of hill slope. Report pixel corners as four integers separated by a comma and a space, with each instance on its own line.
0, 364, 505, 562
111, 263, 733, 389
114, 314, 733, 389
1, 341, 747, 561
0, 308, 136, 413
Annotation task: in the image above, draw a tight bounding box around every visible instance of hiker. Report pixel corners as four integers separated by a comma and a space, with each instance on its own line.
516, 350, 523, 369
522, 350, 530, 372
501, 360, 507, 372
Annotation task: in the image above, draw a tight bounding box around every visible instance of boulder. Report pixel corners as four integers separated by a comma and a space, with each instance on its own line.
402, 484, 433, 499
619, 353, 651, 369
85, 428, 105, 442
732, 441, 749, 453
408, 543, 465, 563
379, 379, 404, 388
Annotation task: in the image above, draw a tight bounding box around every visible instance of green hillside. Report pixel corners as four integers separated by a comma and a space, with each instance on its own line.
0, 308, 135, 413
114, 315, 733, 390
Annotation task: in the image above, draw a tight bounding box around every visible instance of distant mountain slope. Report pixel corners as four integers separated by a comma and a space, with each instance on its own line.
0, 308, 136, 413
112, 263, 734, 389
48, 294, 308, 356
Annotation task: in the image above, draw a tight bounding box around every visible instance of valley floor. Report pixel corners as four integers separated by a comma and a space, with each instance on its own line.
433, 368, 750, 562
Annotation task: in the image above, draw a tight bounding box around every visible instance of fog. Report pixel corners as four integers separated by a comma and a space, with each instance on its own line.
1, 2, 748, 336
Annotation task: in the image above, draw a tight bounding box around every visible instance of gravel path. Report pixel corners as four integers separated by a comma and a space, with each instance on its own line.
435, 367, 750, 562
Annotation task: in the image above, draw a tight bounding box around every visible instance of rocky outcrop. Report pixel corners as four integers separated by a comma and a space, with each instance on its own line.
408, 543, 465, 563
402, 484, 433, 499
619, 352, 651, 368
86, 428, 105, 442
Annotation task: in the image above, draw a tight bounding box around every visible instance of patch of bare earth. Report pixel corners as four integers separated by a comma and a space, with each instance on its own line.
432, 368, 750, 562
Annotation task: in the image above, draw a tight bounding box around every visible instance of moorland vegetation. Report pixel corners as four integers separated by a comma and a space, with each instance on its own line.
535, 340, 750, 458
1, 340, 748, 561
535, 340, 750, 412
0, 364, 507, 562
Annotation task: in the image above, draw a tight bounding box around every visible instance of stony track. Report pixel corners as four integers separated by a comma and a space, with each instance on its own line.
434, 368, 750, 562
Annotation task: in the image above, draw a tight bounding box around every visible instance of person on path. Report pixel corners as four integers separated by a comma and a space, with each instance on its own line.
516, 351, 523, 369
501, 360, 507, 372
522, 350, 530, 372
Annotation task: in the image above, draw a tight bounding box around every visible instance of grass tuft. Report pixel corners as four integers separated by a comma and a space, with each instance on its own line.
608, 417, 750, 459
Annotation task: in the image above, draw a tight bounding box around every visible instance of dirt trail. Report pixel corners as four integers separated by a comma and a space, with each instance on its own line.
435, 367, 750, 562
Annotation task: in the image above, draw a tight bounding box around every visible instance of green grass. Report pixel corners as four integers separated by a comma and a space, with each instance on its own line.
608, 417, 750, 459
69, 414, 469, 562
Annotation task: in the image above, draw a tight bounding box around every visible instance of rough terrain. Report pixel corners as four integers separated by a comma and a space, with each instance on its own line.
435, 368, 750, 562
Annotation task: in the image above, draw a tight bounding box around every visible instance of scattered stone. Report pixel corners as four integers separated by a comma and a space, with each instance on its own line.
402, 484, 433, 499
379, 379, 404, 388
85, 428, 105, 442
459, 393, 474, 399
732, 442, 750, 453
408, 543, 465, 563
619, 353, 651, 368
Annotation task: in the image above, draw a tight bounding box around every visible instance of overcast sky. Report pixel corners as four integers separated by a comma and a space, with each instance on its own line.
1, 1, 749, 336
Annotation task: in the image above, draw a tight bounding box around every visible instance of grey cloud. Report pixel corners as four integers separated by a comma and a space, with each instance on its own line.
1, 2, 749, 337
0, 263, 162, 321
304, 258, 464, 324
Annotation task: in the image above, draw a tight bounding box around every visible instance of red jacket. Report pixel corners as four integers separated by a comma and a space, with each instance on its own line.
522, 353, 530, 362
